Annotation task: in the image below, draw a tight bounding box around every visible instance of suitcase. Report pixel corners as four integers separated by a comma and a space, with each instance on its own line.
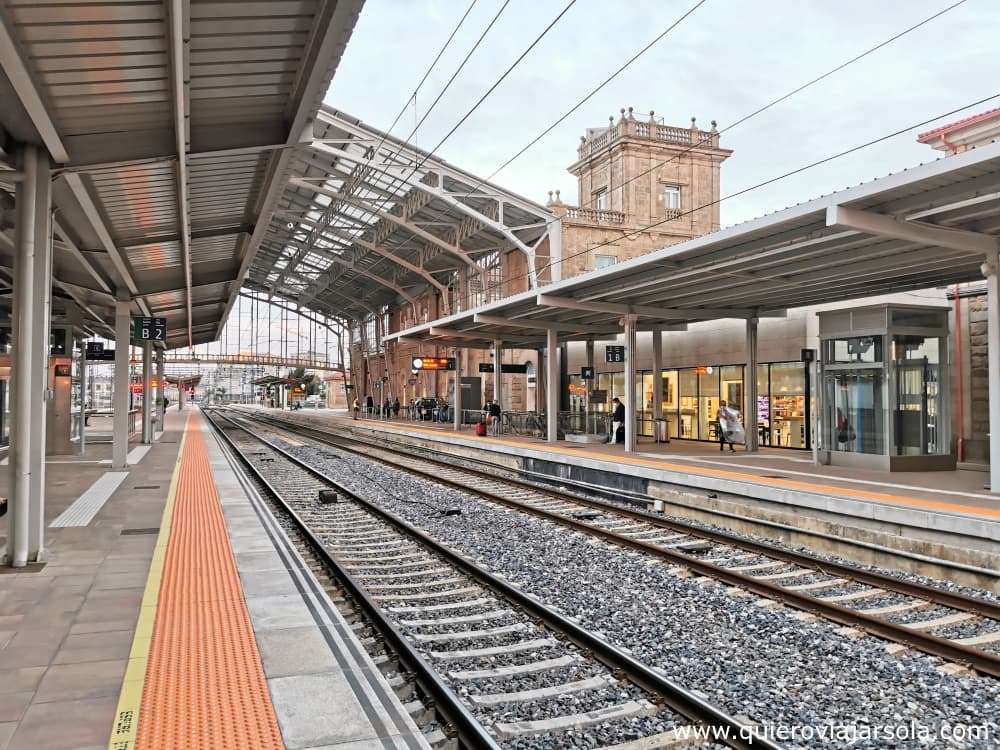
475, 421, 487, 437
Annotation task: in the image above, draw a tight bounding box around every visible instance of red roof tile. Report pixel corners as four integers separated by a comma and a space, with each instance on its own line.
917, 107, 1000, 142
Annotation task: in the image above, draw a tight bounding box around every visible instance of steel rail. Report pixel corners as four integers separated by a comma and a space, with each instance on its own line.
205, 411, 501, 750
241, 412, 1000, 679
214, 410, 782, 750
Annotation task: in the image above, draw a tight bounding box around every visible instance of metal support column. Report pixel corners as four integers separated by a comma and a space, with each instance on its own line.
535, 348, 546, 412
585, 340, 594, 434
8, 143, 53, 566
453, 349, 462, 431
546, 329, 559, 442
156, 349, 165, 430
112, 296, 131, 469
79, 345, 87, 455
141, 340, 152, 444
745, 315, 760, 452
623, 314, 638, 453
493, 339, 503, 411
984, 252, 1000, 493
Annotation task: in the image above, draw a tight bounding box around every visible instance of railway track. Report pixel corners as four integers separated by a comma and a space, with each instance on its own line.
232, 408, 1000, 679
207, 409, 777, 750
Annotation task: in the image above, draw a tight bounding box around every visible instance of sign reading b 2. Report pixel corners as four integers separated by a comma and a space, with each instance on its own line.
132, 317, 167, 342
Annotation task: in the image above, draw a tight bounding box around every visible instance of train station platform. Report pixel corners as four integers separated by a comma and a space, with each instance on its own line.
254, 409, 1000, 582
0, 407, 427, 750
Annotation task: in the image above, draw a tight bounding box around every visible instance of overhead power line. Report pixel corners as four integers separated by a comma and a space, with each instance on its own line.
485, 0, 709, 181
514, 92, 1000, 287
564, 0, 969, 217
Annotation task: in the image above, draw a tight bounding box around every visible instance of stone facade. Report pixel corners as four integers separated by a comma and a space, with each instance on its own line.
361, 108, 730, 412
952, 289, 990, 464
550, 108, 730, 277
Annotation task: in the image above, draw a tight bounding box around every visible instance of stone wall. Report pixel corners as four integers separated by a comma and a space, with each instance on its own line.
964, 293, 989, 463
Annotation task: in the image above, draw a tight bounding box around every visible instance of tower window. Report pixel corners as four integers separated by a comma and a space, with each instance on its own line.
594, 189, 609, 210
661, 184, 681, 211
594, 254, 617, 269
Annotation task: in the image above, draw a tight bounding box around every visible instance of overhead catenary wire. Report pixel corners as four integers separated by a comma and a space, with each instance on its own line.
516, 91, 1000, 285
377, 0, 580, 201
470, 0, 975, 294
563, 0, 971, 218
484, 0, 709, 181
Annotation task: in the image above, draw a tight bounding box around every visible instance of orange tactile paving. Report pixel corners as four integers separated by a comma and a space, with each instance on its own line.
137, 421, 283, 750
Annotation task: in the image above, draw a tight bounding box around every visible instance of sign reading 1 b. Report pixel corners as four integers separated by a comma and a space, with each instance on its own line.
605, 345, 625, 363
132, 317, 167, 341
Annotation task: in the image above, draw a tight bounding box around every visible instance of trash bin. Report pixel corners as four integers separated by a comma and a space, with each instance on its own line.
654, 418, 669, 443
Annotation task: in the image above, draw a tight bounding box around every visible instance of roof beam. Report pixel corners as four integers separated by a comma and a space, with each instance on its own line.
52, 219, 112, 294
473, 313, 619, 335
0, 14, 68, 162
826, 204, 998, 256
429, 326, 540, 345
289, 177, 480, 272
61, 173, 152, 316
167, 0, 193, 347
310, 142, 541, 286
536, 294, 757, 320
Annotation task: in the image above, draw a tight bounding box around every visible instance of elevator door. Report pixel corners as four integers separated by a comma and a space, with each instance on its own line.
895, 359, 937, 455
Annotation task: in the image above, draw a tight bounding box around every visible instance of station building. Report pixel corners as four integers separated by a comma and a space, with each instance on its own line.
367, 107, 1000, 474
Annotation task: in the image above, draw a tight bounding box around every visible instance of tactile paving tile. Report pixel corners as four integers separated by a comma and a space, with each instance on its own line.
137, 423, 283, 749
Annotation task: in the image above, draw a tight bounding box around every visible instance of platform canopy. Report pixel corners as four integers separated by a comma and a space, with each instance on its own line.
241, 107, 559, 322
0, 0, 364, 348
387, 140, 1000, 348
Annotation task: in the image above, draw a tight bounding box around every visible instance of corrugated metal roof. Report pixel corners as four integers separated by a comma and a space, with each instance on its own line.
243, 106, 559, 323
388, 141, 1000, 348
0, 0, 364, 348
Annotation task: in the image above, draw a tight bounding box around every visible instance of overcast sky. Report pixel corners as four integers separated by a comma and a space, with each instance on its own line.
324, 0, 999, 227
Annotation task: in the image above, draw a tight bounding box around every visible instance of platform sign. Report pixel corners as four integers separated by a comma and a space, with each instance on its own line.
407, 378, 418, 385
88, 348, 117, 361
478, 363, 494, 374
85, 341, 104, 356
580, 366, 595, 380
502, 363, 529, 374
800, 348, 816, 363
132, 317, 167, 342
412, 356, 455, 371
605, 345, 625, 363
589, 389, 608, 404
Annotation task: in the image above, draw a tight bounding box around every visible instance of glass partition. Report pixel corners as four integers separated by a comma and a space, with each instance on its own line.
720, 365, 744, 418
634, 371, 651, 436
698, 368, 720, 440
824, 366, 885, 454
770, 362, 807, 448
661, 369, 679, 438
679, 368, 698, 438
756, 364, 771, 446
892, 334, 942, 455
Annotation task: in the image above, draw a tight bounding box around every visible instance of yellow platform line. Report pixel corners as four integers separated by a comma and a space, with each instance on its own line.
345, 417, 1000, 520
107, 413, 190, 750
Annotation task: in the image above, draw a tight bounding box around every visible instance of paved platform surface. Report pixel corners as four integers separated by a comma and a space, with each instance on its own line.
248, 409, 1000, 556
0, 407, 428, 750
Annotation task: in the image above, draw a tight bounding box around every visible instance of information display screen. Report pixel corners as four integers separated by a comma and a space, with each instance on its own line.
412, 356, 456, 371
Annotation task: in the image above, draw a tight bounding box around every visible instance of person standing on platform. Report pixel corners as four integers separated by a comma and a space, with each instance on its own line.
383, 397, 392, 419
365, 394, 374, 416
716, 400, 737, 452
393, 397, 400, 418
487, 399, 502, 435
352, 397, 360, 420
611, 397, 625, 444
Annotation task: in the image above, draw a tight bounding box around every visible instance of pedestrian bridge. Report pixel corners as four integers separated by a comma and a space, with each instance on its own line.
155, 353, 344, 372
